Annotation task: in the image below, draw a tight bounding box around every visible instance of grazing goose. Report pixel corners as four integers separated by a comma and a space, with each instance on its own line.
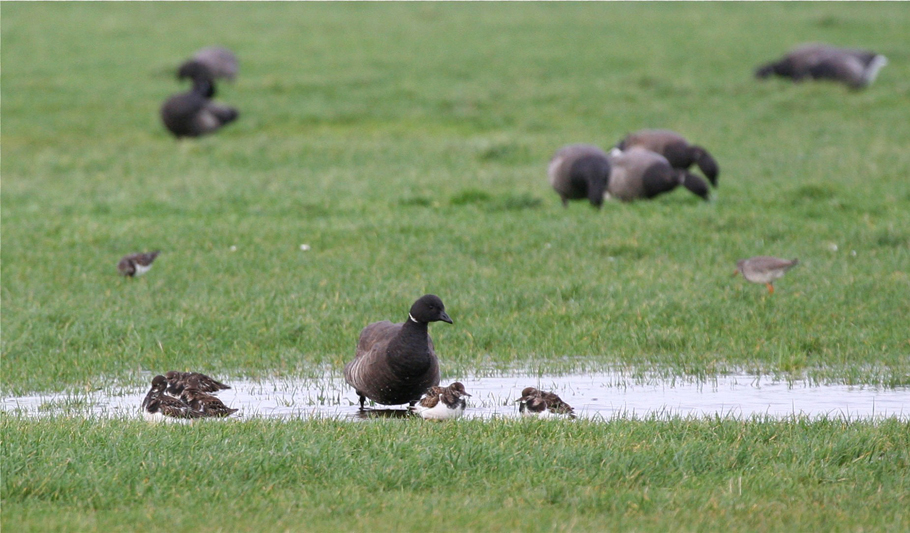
517, 387, 575, 417
606, 147, 710, 201
141, 375, 201, 422
344, 294, 452, 410
118, 251, 160, 277
734, 256, 799, 294
164, 371, 231, 396
411, 382, 471, 420
755, 44, 887, 89
616, 129, 719, 187
547, 144, 612, 208
161, 61, 238, 138
179, 46, 238, 82
180, 377, 238, 417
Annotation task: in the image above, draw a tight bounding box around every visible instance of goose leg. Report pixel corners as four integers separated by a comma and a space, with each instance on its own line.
358, 394, 366, 410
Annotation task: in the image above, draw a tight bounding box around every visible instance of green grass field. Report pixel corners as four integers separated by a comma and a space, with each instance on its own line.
2, 3, 909, 531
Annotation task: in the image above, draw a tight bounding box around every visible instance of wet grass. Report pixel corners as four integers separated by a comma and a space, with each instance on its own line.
3, 415, 909, 532
2, 3, 908, 395
1, 3, 909, 530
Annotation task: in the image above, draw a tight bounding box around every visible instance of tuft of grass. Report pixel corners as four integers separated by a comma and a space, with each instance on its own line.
2, 415, 909, 531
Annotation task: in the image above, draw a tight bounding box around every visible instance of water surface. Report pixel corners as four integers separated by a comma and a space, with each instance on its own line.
4, 371, 908, 421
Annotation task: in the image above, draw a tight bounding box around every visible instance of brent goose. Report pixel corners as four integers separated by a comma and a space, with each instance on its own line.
734, 256, 799, 294
179, 46, 238, 82
616, 129, 719, 187
180, 379, 238, 418
755, 44, 887, 89
606, 147, 710, 201
344, 294, 452, 410
411, 382, 471, 420
547, 144, 612, 208
517, 387, 575, 417
141, 375, 201, 422
118, 251, 160, 277
165, 370, 230, 396
161, 61, 238, 138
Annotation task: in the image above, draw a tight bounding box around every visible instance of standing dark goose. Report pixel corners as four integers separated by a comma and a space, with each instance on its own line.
606, 147, 710, 201
616, 129, 719, 187
548, 144, 612, 209
344, 294, 452, 410
161, 61, 238, 138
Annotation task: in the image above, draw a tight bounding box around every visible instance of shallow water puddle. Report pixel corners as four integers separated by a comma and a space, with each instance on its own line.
3, 372, 908, 420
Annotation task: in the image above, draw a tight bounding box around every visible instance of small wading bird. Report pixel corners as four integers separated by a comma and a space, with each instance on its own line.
517, 387, 575, 418
411, 382, 471, 420
141, 375, 202, 422
165, 370, 231, 396
118, 251, 160, 277
179, 377, 239, 418
344, 294, 452, 410
734, 256, 799, 294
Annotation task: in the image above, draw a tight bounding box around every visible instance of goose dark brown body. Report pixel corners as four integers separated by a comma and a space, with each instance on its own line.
548, 144, 612, 208
607, 147, 709, 201
755, 44, 887, 89
617, 129, 719, 187
180, 46, 238, 82
161, 62, 238, 138
344, 295, 452, 409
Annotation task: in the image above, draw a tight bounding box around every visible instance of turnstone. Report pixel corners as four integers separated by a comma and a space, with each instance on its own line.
165, 371, 230, 396
118, 251, 160, 277
412, 382, 471, 420
517, 387, 575, 417
180, 377, 238, 418
141, 375, 201, 422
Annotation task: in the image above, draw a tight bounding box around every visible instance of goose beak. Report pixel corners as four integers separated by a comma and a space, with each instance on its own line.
439, 311, 453, 324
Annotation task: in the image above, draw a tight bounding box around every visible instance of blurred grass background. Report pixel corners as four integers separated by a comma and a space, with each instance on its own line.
2, 3, 909, 394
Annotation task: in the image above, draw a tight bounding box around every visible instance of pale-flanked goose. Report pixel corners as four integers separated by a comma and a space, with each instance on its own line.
180, 377, 238, 417
547, 144, 612, 209
734, 256, 799, 294
412, 382, 471, 420
344, 294, 452, 410
616, 129, 719, 187
755, 44, 887, 89
179, 46, 238, 82
118, 251, 160, 277
161, 61, 238, 138
517, 387, 575, 417
607, 147, 709, 201
141, 375, 201, 422
164, 371, 230, 396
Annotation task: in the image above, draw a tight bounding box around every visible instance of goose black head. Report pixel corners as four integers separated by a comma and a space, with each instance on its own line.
409, 294, 453, 324
690, 146, 719, 187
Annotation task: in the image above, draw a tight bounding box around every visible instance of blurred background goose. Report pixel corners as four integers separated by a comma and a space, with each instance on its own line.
178, 46, 238, 82
755, 44, 887, 89
606, 147, 709, 201
547, 144, 612, 208
616, 129, 719, 188
161, 61, 238, 138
